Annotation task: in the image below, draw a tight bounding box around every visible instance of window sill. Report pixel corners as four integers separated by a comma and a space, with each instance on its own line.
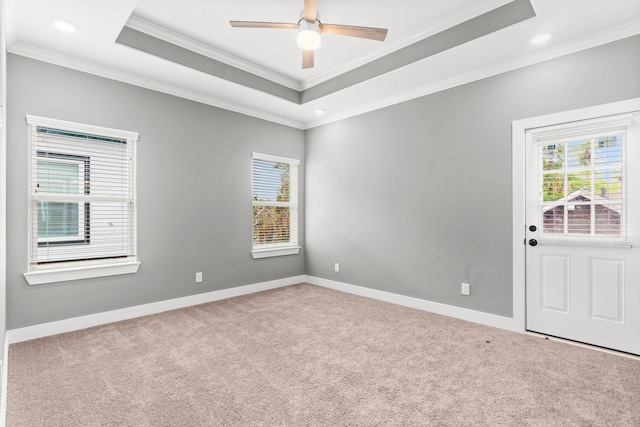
24, 261, 141, 285
251, 246, 301, 259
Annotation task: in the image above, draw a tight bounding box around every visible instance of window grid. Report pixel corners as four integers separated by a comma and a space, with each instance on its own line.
538, 131, 625, 239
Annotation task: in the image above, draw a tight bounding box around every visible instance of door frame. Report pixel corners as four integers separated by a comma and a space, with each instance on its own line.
511, 97, 640, 334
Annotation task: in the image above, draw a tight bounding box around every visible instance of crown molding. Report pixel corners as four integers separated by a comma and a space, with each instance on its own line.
304, 19, 640, 129
7, 16, 639, 132
7, 42, 305, 130
534, 18, 640, 63
125, 15, 304, 91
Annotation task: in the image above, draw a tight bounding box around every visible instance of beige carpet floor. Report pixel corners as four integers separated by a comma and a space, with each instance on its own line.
7, 283, 640, 426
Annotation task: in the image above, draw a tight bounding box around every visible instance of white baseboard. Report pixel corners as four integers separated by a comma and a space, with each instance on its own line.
6, 275, 306, 344
305, 276, 518, 332
6, 274, 518, 345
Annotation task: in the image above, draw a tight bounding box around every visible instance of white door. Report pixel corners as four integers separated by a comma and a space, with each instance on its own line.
525, 110, 640, 355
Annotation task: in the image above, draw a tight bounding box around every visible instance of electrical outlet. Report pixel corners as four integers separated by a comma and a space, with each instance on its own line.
334, 263, 340, 273
461, 282, 470, 296
195, 272, 203, 283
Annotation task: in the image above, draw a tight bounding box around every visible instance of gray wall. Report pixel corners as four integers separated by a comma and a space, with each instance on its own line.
6, 55, 305, 329
305, 35, 640, 317
5, 36, 640, 329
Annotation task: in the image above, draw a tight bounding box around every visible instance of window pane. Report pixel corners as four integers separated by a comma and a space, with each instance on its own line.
542, 173, 564, 202
595, 204, 621, 235
594, 168, 622, 199
567, 170, 591, 194
38, 202, 79, 238
543, 144, 564, 171
594, 135, 622, 166
253, 206, 290, 244
37, 159, 81, 194
252, 160, 290, 203
567, 140, 591, 167
543, 205, 564, 234
567, 204, 590, 234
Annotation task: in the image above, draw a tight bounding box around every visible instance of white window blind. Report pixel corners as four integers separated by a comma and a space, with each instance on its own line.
27, 115, 138, 270
533, 114, 633, 241
252, 153, 299, 255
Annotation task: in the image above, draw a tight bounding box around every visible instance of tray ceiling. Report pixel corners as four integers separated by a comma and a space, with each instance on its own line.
6, 0, 640, 129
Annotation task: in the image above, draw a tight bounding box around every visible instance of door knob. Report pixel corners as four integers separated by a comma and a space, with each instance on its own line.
528, 239, 538, 246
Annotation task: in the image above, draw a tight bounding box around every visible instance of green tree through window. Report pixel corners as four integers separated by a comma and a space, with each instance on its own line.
251, 152, 299, 254
253, 162, 291, 245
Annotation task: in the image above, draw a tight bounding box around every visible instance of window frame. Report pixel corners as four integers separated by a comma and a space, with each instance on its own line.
251, 152, 300, 259
24, 115, 140, 285
530, 113, 633, 245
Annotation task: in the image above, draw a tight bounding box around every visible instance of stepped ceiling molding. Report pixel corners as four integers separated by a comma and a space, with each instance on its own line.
6, 0, 640, 129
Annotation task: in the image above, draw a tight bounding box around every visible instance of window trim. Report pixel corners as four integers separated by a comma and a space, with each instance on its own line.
24, 261, 141, 286
251, 152, 300, 259
251, 246, 301, 259
24, 115, 140, 285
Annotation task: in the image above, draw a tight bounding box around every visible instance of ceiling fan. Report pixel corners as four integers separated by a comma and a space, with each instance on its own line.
230, 0, 388, 69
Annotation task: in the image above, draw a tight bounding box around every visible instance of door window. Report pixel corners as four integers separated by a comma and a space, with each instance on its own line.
534, 118, 629, 241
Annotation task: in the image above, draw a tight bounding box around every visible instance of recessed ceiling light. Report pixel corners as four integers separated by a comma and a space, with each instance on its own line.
315, 109, 326, 116
53, 19, 77, 33
531, 33, 551, 45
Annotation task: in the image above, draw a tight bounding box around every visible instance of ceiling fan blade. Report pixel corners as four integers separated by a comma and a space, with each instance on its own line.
302, 50, 314, 69
320, 23, 388, 41
304, 0, 319, 21
230, 21, 298, 30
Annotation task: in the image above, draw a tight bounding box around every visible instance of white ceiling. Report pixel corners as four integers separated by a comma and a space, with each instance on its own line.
5, 0, 640, 129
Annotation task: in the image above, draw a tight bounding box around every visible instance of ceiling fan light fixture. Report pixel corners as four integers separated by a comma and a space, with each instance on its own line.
297, 20, 321, 51
230, 4, 388, 68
